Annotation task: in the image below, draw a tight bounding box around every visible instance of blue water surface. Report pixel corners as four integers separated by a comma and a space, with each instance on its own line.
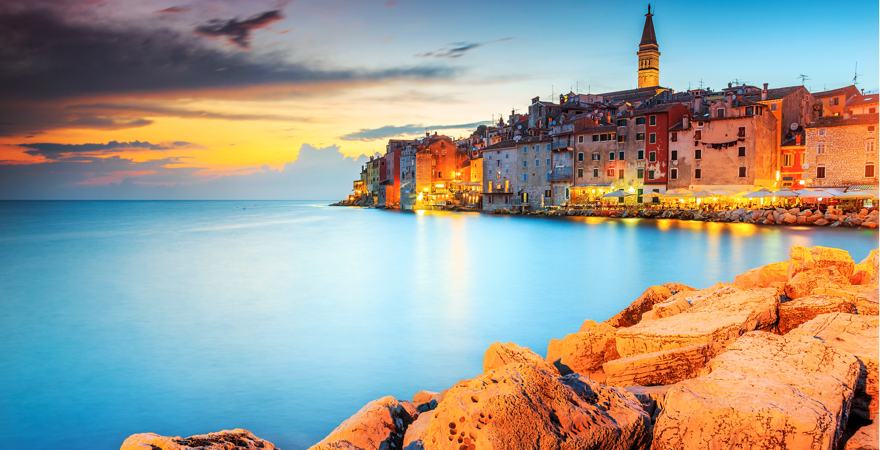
0, 201, 876, 449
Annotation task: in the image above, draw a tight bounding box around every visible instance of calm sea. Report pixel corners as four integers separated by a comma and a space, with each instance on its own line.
0, 201, 876, 449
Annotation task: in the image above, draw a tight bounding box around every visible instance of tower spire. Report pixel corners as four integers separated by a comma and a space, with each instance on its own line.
637, 3, 660, 88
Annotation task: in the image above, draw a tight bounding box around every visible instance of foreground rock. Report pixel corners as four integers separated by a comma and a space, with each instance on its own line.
121, 429, 275, 450
605, 283, 694, 328
311, 396, 417, 450
545, 320, 618, 380
733, 261, 789, 291
420, 363, 651, 450
851, 249, 879, 285
653, 331, 861, 449
483, 342, 553, 373
603, 344, 710, 387
789, 313, 879, 422
777, 294, 857, 333
845, 422, 879, 450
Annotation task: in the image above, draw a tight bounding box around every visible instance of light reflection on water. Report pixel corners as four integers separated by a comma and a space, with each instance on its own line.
0, 201, 876, 450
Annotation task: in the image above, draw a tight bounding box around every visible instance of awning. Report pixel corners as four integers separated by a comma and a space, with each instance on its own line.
772, 188, 800, 198
743, 188, 773, 199
603, 189, 634, 198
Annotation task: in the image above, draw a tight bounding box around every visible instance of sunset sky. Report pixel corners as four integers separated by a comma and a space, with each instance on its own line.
0, 0, 877, 199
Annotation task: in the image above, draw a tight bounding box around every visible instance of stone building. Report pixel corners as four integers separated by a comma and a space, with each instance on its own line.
548, 123, 575, 206
365, 155, 382, 205
814, 85, 860, 118
636, 102, 688, 197
671, 92, 777, 191
803, 114, 878, 188
381, 139, 411, 209
847, 93, 879, 116
571, 122, 619, 203
514, 137, 553, 210
481, 141, 519, 211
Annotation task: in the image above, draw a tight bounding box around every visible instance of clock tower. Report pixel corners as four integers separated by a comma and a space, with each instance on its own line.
637, 4, 660, 88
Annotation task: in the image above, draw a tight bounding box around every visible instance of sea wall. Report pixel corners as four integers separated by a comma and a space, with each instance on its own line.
121, 246, 880, 450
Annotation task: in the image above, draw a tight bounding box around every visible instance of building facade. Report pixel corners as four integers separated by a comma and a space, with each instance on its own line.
804, 114, 878, 188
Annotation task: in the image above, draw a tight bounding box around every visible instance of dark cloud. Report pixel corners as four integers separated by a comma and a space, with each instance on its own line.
195, 9, 283, 49
0, 144, 365, 200
341, 121, 491, 141
157, 6, 189, 14
18, 140, 193, 160
0, 6, 456, 103
417, 37, 512, 59
68, 102, 308, 123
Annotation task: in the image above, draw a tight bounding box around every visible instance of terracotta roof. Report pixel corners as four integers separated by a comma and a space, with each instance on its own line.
846, 94, 878, 107
813, 85, 860, 99
807, 114, 879, 128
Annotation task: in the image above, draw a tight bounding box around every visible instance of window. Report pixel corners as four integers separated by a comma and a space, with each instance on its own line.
649, 151, 656, 162
593, 168, 599, 177
817, 166, 826, 179
771, 103, 778, 111
618, 169, 624, 180
670, 168, 678, 179
671, 132, 678, 142
606, 168, 615, 177
870, 126, 876, 132
695, 168, 702, 179
832, 97, 839, 106
671, 150, 678, 160
545, 189, 551, 198
716, 108, 725, 118
738, 147, 746, 157
737, 127, 746, 138
867, 139, 876, 154
871, 107, 877, 114
578, 135, 584, 143
635, 117, 646, 125
617, 118, 627, 126
648, 170, 655, 179
649, 133, 657, 144
694, 130, 702, 140
818, 128, 826, 137
522, 146, 528, 153
522, 173, 528, 182
533, 145, 538, 151
496, 159, 501, 167
783, 154, 793, 167
867, 164, 876, 178
535, 159, 540, 166
817, 143, 825, 155
745, 106, 754, 116
522, 160, 527, 168
636, 133, 645, 141
637, 168, 644, 179
695, 149, 702, 160
546, 158, 550, 166
617, 135, 626, 143
577, 168, 584, 178
618, 151, 624, 160
577, 152, 584, 161
609, 152, 615, 161
591, 152, 600, 161
637, 150, 644, 160
592, 135, 599, 142
738, 167, 746, 177
649, 115, 656, 126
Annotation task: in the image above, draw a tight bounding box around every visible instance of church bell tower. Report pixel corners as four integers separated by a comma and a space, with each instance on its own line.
637, 4, 660, 88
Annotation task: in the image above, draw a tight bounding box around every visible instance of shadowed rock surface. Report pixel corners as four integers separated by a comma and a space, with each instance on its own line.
310, 396, 417, 450
120, 429, 275, 450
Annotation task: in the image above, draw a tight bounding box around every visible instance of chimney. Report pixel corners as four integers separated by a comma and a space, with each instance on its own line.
682, 116, 689, 129
761, 83, 768, 101
693, 93, 703, 114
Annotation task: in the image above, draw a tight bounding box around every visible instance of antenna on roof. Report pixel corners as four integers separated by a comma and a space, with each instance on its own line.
698, 79, 704, 90
853, 62, 860, 87
798, 74, 809, 86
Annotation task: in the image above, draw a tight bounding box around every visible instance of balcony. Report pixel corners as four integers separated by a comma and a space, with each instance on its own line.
551, 140, 573, 151
548, 168, 573, 182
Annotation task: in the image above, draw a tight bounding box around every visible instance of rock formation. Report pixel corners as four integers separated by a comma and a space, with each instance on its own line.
120, 429, 275, 450
545, 320, 618, 379
311, 396, 417, 450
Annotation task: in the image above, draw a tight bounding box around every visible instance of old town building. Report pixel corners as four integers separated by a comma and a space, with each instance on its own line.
814, 85, 861, 118
481, 141, 519, 211
637, 5, 660, 89
804, 114, 878, 188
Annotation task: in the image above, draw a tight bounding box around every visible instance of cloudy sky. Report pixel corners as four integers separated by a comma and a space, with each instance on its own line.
0, 0, 877, 199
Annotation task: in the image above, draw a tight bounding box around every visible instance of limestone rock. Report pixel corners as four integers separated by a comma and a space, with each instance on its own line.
403, 411, 434, 450
121, 429, 275, 450
733, 261, 789, 290
789, 313, 879, 422
311, 396, 417, 450
813, 284, 880, 315
420, 363, 651, 450
789, 245, 856, 279
615, 287, 778, 358
605, 283, 693, 328
784, 266, 851, 299
851, 249, 879, 285
412, 391, 442, 413
653, 331, 861, 450
546, 320, 618, 378
483, 342, 552, 373
845, 422, 878, 450
777, 294, 857, 334
640, 298, 690, 322
624, 385, 672, 419
602, 344, 710, 387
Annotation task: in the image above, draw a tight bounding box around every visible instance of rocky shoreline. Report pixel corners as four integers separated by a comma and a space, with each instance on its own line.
331, 201, 880, 229
122, 246, 879, 450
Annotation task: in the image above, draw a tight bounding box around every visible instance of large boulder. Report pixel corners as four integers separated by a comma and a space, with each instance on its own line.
420, 363, 651, 450
812, 284, 880, 315
789, 313, 879, 422
483, 342, 552, 373
733, 261, 789, 290
653, 331, 861, 450
403, 411, 434, 450
777, 294, 858, 334
639, 297, 690, 322
789, 246, 856, 280
311, 396, 417, 450
615, 287, 778, 358
121, 429, 275, 450
624, 385, 672, 419
605, 283, 693, 328
845, 422, 878, 450
546, 320, 618, 379
784, 266, 851, 299
603, 344, 710, 387
851, 249, 879, 285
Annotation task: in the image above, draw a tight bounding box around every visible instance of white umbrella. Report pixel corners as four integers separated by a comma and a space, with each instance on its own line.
602, 189, 633, 198
772, 188, 800, 198
664, 188, 692, 197
837, 190, 879, 199
743, 188, 773, 199
795, 188, 838, 198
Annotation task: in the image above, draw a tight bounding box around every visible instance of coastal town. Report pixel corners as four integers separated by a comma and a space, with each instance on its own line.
340, 6, 880, 228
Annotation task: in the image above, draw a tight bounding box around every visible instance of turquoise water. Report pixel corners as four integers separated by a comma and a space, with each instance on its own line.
0, 201, 876, 449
